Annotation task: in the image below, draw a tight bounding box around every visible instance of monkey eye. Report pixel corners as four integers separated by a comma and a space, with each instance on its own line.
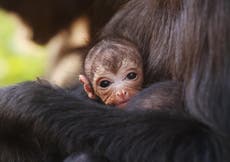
126, 72, 137, 80
99, 80, 111, 88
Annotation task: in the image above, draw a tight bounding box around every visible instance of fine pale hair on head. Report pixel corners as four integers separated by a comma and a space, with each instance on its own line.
84, 37, 142, 81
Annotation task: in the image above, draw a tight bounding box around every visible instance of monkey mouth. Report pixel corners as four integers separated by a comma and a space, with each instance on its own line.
116, 100, 129, 108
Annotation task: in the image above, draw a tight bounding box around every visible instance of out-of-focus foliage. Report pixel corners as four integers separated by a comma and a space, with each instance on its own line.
0, 10, 46, 86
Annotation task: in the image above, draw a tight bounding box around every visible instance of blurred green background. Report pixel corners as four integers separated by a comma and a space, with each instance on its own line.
0, 10, 46, 86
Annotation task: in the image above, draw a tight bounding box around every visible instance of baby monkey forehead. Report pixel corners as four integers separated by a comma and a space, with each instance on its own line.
94, 59, 141, 76
84, 37, 143, 81
104, 54, 140, 70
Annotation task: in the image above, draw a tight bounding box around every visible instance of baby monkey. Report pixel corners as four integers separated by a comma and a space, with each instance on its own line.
79, 37, 143, 108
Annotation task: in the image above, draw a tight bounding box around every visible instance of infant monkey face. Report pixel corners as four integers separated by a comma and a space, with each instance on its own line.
94, 63, 143, 108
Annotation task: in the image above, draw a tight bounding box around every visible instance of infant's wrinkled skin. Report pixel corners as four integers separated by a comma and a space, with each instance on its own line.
80, 37, 143, 108
92, 61, 143, 108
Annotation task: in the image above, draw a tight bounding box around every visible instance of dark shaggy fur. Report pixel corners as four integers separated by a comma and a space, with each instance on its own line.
0, 81, 229, 162
0, 0, 229, 161
126, 81, 183, 110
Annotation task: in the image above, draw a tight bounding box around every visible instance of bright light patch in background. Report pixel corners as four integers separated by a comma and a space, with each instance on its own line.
0, 9, 47, 86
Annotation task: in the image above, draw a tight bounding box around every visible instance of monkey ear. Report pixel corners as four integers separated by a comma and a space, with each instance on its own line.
79, 75, 97, 99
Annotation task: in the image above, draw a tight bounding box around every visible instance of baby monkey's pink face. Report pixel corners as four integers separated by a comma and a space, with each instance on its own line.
79, 38, 143, 109
92, 61, 143, 108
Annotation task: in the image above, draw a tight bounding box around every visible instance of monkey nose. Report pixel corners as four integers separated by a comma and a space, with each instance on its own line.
116, 90, 127, 98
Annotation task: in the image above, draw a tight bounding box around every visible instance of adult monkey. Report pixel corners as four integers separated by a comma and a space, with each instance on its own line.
0, 0, 230, 162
